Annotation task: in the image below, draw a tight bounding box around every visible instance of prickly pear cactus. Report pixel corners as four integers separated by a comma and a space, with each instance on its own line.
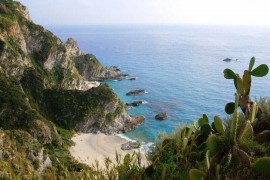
224, 57, 269, 119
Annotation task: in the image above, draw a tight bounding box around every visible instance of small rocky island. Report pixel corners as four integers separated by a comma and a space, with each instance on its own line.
155, 113, 168, 120
126, 89, 146, 96
126, 100, 144, 107
128, 77, 138, 80
223, 58, 238, 62
223, 58, 232, 62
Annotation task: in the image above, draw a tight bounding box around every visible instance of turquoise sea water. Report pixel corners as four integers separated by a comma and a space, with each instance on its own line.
48, 25, 270, 145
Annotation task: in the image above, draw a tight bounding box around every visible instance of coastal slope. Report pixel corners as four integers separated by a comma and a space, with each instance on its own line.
0, 1, 144, 178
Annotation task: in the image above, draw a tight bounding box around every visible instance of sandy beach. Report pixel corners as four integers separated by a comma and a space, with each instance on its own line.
69, 133, 149, 168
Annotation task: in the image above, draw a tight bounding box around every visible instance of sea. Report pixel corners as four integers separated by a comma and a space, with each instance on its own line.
48, 25, 270, 149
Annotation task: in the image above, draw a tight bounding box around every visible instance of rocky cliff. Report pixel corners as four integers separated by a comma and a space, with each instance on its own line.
0, 1, 143, 177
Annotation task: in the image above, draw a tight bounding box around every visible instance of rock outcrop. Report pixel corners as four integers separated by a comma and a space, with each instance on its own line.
128, 77, 138, 80
126, 100, 144, 107
0, 1, 145, 177
0, 1, 144, 142
126, 89, 146, 96
121, 141, 141, 150
74, 55, 125, 81
155, 113, 168, 120
0, 2, 141, 135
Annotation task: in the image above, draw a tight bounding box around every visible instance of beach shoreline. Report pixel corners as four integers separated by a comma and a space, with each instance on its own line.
69, 133, 149, 168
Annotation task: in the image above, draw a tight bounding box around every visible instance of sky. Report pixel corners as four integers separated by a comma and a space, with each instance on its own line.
18, 0, 270, 26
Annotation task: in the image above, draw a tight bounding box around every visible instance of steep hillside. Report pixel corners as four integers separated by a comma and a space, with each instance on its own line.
0, 1, 144, 178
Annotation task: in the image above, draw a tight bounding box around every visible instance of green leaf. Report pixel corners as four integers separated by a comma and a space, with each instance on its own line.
252, 157, 270, 177
198, 115, 209, 127
251, 64, 269, 77
203, 114, 208, 122
123, 154, 131, 165
189, 169, 205, 180
224, 68, 237, 79
190, 152, 201, 161
239, 121, 253, 140
249, 57, 255, 71
211, 122, 217, 132
214, 116, 225, 134
233, 78, 237, 90
254, 130, 270, 143
230, 110, 239, 144
243, 70, 251, 95
182, 137, 188, 150
185, 126, 193, 138
197, 141, 207, 150
207, 134, 219, 155
234, 147, 251, 167
236, 77, 244, 94
225, 102, 235, 114
249, 102, 258, 123
200, 124, 212, 137
206, 150, 210, 170
193, 121, 199, 130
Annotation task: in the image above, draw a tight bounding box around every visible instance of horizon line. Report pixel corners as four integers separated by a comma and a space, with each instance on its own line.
43, 23, 270, 28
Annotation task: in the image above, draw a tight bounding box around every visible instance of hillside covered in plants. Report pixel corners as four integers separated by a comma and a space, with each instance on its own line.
144, 58, 270, 180
0, 1, 270, 180
0, 1, 144, 178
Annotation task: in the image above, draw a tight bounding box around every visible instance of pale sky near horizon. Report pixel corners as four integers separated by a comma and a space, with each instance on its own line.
18, 0, 270, 26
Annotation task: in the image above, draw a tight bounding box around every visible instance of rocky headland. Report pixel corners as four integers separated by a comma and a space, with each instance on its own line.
0, 1, 144, 177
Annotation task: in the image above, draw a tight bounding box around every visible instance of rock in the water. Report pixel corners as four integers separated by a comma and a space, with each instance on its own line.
128, 77, 138, 80
223, 58, 232, 62
126, 100, 144, 107
126, 89, 146, 96
121, 141, 141, 151
155, 113, 168, 120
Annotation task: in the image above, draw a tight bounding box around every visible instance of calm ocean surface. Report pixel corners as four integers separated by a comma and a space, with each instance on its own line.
48, 25, 270, 145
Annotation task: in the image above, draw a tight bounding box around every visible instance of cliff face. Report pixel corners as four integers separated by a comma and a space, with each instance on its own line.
0, 1, 141, 133
0, 1, 143, 176
0, 2, 122, 88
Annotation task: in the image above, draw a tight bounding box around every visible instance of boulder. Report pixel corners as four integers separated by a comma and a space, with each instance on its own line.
121, 141, 141, 151
155, 113, 168, 120
121, 115, 145, 133
126, 89, 146, 96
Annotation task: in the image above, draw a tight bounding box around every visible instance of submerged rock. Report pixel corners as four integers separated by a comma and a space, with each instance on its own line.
126, 89, 146, 96
155, 113, 168, 120
121, 141, 141, 151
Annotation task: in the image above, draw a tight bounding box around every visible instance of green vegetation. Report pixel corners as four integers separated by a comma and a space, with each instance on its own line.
144, 58, 270, 179
0, 39, 5, 53
1, 1, 270, 179
43, 84, 117, 129
0, 75, 39, 129
75, 54, 105, 79
8, 56, 270, 179
0, 3, 15, 31
0, 1, 131, 178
